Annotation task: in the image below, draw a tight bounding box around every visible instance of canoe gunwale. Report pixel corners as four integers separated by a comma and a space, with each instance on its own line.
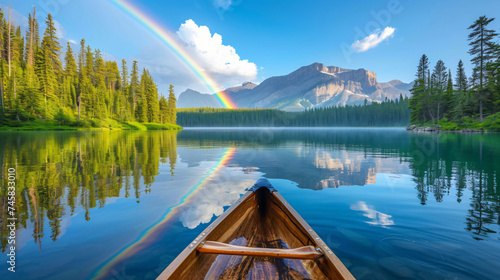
156, 191, 254, 279
156, 179, 355, 280
272, 191, 355, 279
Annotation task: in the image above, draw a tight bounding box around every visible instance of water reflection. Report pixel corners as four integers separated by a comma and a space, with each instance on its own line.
179, 128, 500, 241
0, 128, 499, 280
0, 131, 178, 252
176, 149, 261, 229
350, 201, 395, 227
405, 133, 500, 240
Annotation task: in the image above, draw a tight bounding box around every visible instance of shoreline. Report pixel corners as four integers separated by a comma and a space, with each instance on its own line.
406, 125, 488, 133
0, 122, 183, 131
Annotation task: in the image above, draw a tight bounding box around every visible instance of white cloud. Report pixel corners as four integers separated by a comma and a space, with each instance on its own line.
68, 39, 76, 44
351, 201, 394, 227
213, 0, 232, 10
352, 27, 395, 52
176, 19, 258, 88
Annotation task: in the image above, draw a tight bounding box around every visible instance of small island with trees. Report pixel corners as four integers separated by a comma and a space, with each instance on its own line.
0, 7, 180, 131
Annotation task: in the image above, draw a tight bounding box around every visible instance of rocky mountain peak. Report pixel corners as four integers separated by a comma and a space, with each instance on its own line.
177, 62, 411, 111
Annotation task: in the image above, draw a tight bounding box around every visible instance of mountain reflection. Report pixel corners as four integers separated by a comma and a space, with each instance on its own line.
179, 128, 500, 241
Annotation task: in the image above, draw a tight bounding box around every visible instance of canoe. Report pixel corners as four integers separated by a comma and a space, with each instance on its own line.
157, 178, 355, 280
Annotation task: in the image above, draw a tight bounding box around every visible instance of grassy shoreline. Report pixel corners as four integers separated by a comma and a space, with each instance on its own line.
0, 118, 183, 131
407, 112, 500, 132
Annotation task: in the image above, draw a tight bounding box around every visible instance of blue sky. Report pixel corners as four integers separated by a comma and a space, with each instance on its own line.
3, 0, 500, 95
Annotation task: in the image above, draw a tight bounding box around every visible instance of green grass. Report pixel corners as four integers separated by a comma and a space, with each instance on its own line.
0, 117, 182, 131
413, 113, 500, 132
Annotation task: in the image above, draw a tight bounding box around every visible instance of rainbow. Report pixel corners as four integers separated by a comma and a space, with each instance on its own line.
112, 0, 237, 109
90, 148, 237, 279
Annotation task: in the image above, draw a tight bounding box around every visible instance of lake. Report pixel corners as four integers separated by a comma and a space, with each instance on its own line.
0, 128, 499, 280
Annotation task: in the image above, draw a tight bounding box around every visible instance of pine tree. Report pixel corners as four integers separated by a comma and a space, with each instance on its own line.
485, 43, 500, 114
41, 14, 62, 72
121, 59, 128, 90
25, 7, 39, 67
35, 47, 57, 118
409, 54, 429, 124
130, 61, 140, 119
140, 69, 159, 123
159, 95, 168, 124
454, 60, 469, 120
64, 42, 77, 77
13, 26, 23, 68
76, 39, 86, 121
468, 16, 498, 121
443, 69, 454, 118
431, 60, 448, 121
7, 5, 12, 77
168, 84, 176, 124
455, 60, 468, 93
23, 65, 41, 116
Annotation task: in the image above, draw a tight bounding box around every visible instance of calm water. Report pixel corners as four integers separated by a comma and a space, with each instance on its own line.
0, 128, 499, 280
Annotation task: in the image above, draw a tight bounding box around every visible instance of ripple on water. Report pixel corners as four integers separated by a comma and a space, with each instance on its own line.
377, 234, 478, 279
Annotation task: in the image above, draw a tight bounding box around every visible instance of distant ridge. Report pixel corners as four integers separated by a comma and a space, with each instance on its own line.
177, 89, 223, 108
177, 63, 412, 111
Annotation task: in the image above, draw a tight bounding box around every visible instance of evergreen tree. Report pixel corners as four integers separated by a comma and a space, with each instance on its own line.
431, 60, 448, 121
121, 59, 128, 90
76, 39, 86, 120
443, 69, 454, 118
41, 14, 62, 72
455, 60, 468, 93
25, 7, 39, 67
64, 42, 77, 77
409, 54, 429, 124
140, 69, 159, 123
130, 61, 140, 119
35, 47, 57, 118
168, 84, 177, 124
468, 16, 498, 121
159, 95, 168, 124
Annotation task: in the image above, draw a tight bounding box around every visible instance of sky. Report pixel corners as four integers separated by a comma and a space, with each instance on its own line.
3, 0, 500, 96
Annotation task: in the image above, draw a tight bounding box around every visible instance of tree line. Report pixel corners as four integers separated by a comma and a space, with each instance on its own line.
177, 96, 410, 127
409, 16, 500, 130
0, 7, 177, 127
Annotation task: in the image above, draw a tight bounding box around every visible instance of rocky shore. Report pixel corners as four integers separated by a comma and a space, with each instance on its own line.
406, 125, 483, 133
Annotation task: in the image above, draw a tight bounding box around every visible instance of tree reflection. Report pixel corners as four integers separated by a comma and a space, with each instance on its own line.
1, 129, 499, 252
407, 133, 500, 240
0, 131, 178, 251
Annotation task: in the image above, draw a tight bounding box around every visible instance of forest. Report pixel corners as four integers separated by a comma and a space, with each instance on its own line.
409, 16, 500, 131
0, 7, 178, 130
177, 96, 410, 127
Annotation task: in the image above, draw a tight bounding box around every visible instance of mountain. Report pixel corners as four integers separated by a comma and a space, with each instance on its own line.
177, 83, 258, 108
177, 89, 222, 108
224, 82, 258, 94
177, 63, 412, 110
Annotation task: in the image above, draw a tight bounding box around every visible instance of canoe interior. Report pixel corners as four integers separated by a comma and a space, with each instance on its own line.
159, 187, 352, 280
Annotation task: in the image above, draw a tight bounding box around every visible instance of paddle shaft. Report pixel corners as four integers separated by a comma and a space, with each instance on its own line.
198, 241, 322, 259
